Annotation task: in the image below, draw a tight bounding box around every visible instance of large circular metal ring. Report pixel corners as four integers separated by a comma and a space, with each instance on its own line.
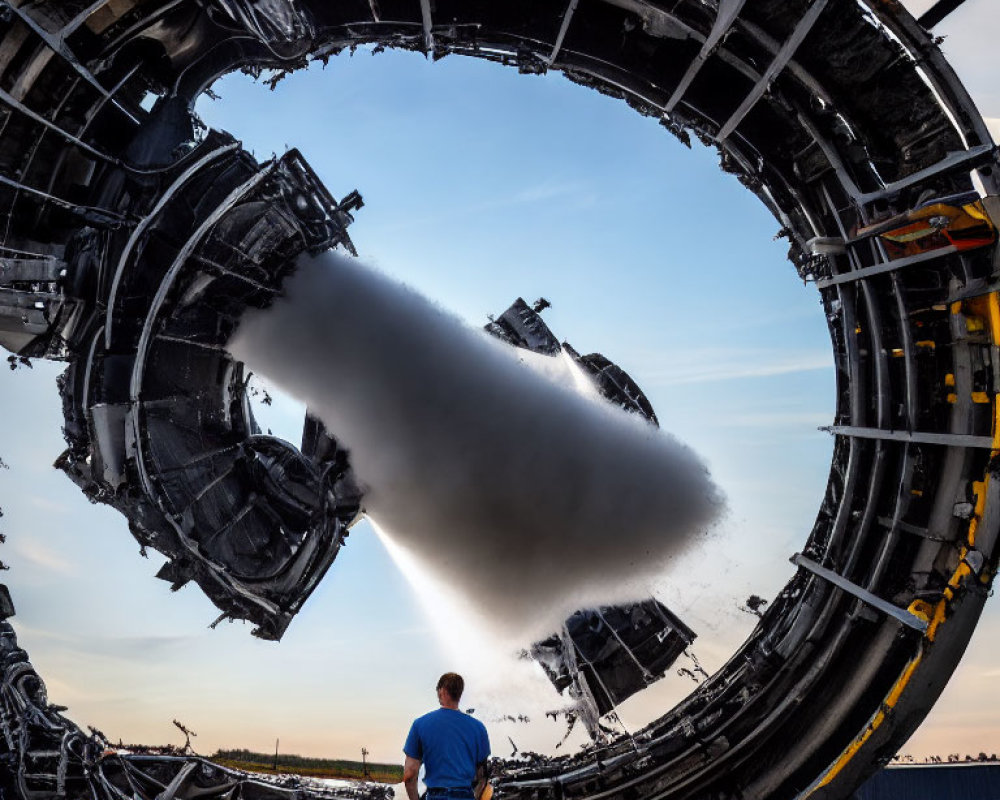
0, 2, 997, 799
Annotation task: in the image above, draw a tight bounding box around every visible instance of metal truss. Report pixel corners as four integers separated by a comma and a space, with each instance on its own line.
0, 2, 996, 799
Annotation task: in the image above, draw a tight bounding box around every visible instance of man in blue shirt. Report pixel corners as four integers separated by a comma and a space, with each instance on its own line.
403, 673, 490, 800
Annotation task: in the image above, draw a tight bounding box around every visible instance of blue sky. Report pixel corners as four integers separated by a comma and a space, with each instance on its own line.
0, 0, 995, 766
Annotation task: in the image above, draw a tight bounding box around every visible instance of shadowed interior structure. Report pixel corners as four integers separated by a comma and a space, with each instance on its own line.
0, 2, 997, 799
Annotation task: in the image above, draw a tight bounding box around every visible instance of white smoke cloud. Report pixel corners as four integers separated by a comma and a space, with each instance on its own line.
229, 252, 724, 638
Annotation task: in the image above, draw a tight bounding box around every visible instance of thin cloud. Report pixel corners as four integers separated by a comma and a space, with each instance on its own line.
27, 495, 73, 515
8, 621, 74, 644
89, 635, 199, 662
639, 350, 833, 386
373, 177, 598, 235
382, 624, 432, 637
513, 179, 594, 205
11, 539, 77, 576
719, 411, 832, 429
12, 625, 197, 660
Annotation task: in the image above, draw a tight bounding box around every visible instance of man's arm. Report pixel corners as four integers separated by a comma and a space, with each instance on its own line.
473, 761, 490, 800
474, 723, 491, 800
403, 755, 421, 800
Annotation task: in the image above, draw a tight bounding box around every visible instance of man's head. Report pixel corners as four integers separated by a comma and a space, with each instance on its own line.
436, 672, 464, 706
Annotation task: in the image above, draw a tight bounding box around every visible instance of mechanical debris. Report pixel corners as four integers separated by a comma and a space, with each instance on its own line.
0, 1, 997, 799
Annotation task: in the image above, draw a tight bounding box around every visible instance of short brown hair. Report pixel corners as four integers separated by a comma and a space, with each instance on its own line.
436, 672, 464, 702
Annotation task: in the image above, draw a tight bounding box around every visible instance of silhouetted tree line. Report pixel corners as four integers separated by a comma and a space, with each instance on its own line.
891, 752, 1000, 764
212, 749, 402, 780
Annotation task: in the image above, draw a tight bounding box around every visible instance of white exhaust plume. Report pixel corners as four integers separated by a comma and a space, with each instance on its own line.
229, 252, 724, 639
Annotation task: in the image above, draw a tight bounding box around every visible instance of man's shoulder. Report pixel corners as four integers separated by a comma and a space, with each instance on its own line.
456, 711, 488, 740
464, 713, 488, 732
413, 708, 487, 732
445, 709, 485, 727
412, 708, 443, 727
413, 707, 460, 726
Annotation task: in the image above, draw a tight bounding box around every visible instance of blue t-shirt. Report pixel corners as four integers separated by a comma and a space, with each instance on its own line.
403, 708, 490, 789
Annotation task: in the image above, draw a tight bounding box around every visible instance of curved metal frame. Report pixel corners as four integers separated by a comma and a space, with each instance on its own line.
0, 2, 996, 799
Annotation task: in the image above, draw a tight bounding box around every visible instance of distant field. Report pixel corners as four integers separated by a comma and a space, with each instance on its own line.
213, 749, 402, 783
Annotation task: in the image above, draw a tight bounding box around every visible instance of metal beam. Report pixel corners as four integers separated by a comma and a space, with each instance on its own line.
92, 0, 186, 61
858, 145, 994, 204
154, 334, 227, 353
547, 0, 580, 66
0, 171, 126, 225
129, 163, 278, 399
60, 1, 109, 41
790, 553, 928, 632
877, 516, 948, 541
665, 0, 746, 112
5, 3, 140, 125
874, 0, 997, 169
891, 273, 919, 433
419, 0, 434, 53
824, 425, 995, 450
716, 0, 828, 141
104, 142, 241, 349
815, 246, 959, 289
796, 114, 864, 205
918, 0, 970, 29
367, 0, 381, 22
0, 83, 121, 164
